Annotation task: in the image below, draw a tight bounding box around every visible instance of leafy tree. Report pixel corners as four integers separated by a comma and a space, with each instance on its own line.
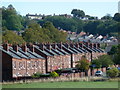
101, 14, 112, 20
2, 4, 24, 30
113, 13, 120, 22
97, 55, 114, 68
83, 20, 102, 35
71, 9, 85, 19
38, 16, 83, 33
107, 68, 119, 78
75, 56, 90, 71
23, 22, 67, 43
91, 60, 101, 69
23, 23, 50, 43
112, 44, 120, 65
43, 21, 67, 43
2, 30, 25, 44
108, 45, 118, 55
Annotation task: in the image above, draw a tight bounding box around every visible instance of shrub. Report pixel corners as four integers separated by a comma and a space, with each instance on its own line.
31, 72, 42, 78
107, 68, 119, 78
50, 71, 59, 78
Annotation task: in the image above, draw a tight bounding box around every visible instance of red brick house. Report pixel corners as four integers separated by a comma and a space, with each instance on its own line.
1, 44, 45, 81
1, 42, 106, 81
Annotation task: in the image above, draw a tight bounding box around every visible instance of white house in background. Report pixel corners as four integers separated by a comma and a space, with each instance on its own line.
26, 13, 43, 20
88, 34, 94, 38
97, 35, 103, 40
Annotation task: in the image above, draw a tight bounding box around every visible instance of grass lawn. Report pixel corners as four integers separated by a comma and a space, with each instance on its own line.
2, 81, 118, 88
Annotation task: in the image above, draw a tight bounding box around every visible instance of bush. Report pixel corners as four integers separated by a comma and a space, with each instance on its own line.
31, 72, 42, 78
106, 68, 119, 78
50, 71, 59, 78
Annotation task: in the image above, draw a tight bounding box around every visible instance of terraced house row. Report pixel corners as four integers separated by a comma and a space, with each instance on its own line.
1, 42, 106, 81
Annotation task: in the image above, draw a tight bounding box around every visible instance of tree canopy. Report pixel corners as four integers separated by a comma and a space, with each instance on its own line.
109, 44, 120, 65
22, 22, 67, 43
113, 13, 120, 22
71, 9, 85, 19
2, 30, 25, 44
75, 56, 90, 71
91, 55, 114, 69
2, 5, 24, 30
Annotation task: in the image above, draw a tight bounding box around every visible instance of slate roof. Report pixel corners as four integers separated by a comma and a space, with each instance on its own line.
62, 45, 76, 54
27, 49, 45, 59
57, 48, 70, 55
51, 48, 64, 55
44, 48, 59, 56
9, 47, 28, 59
1, 46, 46, 59
0, 47, 21, 59
73, 47, 85, 53
34, 46, 53, 56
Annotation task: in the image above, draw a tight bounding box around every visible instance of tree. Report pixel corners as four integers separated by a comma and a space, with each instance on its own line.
101, 14, 112, 20
91, 59, 101, 69
113, 13, 120, 22
108, 45, 118, 55
23, 22, 67, 43
2, 30, 25, 44
23, 23, 50, 43
75, 56, 90, 71
38, 16, 84, 33
2, 4, 24, 30
112, 44, 120, 65
107, 68, 119, 78
71, 9, 85, 19
43, 21, 67, 43
107, 44, 120, 65
97, 55, 114, 68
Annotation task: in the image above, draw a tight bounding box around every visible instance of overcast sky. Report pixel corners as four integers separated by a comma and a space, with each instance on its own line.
1, 0, 119, 18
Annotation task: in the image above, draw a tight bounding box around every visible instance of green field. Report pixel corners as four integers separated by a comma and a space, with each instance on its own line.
2, 81, 118, 88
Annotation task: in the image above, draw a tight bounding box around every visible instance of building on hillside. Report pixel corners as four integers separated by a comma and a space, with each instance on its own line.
26, 13, 43, 20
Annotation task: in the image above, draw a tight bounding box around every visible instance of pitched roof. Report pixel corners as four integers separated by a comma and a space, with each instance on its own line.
62, 45, 76, 54
34, 46, 53, 56
0, 47, 21, 59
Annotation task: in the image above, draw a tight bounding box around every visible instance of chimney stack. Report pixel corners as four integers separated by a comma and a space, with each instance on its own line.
70, 42, 74, 48
3, 43, 9, 51
93, 43, 97, 48
52, 43, 57, 49
89, 43, 94, 48
27, 44, 34, 52
13, 44, 19, 52
97, 43, 100, 48
45, 43, 52, 50
85, 42, 89, 47
75, 43, 79, 48
57, 42, 62, 49
22, 44, 27, 52
39, 43, 45, 51
64, 42, 70, 48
